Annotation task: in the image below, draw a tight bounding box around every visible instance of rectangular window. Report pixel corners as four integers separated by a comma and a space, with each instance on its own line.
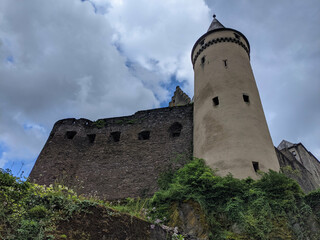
66, 131, 77, 139
87, 134, 96, 143
212, 97, 219, 106
201, 56, 206, 65
223, 59, 228, 68
252, 162, 259, 172
138, 131, 150, 140
243, 94, 250, 103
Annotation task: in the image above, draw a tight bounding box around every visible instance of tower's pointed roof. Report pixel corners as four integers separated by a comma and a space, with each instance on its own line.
207, 14, 225, 32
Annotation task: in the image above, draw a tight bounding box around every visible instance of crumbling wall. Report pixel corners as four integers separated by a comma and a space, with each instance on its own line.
276, 148, 319, 193
29, 105, 193, 200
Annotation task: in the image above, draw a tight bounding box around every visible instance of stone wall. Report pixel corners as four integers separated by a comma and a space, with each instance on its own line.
29, 105, 193, 200
276, 148, 319, 193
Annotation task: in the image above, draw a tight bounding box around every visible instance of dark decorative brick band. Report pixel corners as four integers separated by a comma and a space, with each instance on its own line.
192, 37, 250, 65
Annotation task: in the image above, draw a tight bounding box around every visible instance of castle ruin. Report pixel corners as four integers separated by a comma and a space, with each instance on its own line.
29, 16, 320, 199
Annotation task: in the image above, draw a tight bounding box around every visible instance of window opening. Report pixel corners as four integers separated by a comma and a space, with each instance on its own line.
66, 131, 77, 139
252, 162, 259, 172
234, 33, 241, 39
292, 151, 297, 156
223, 59, 228, 68
201, 56, 206, 65
87, 134, 96, 143
169, 122, 183, 137
138, 131, 150, 140
110, 131, 121, 142
212, 97, 219, 106
243, 94, 250, 103
199, 39, 205, 46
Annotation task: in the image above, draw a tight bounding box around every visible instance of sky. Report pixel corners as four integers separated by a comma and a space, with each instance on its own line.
0, 0, 319, 177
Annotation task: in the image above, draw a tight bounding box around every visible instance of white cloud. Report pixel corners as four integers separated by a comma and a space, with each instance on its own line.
0, 0, 213, 175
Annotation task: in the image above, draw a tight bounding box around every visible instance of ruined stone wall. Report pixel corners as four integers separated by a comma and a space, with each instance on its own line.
276, 148, 319, 193
29, 105, 193, 200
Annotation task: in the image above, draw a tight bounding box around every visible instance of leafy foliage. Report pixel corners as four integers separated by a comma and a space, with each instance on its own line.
0, 169, 98, 239
150, 158, 318, 240
92, 119, 106, 129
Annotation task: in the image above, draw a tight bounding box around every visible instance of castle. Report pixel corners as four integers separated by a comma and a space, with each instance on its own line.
29, 16, 320, 199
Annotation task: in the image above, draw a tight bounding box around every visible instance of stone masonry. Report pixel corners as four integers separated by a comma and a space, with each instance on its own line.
29, 105, 193, 200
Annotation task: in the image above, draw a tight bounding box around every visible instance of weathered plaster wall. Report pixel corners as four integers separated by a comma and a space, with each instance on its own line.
192, 28, 280, 179
29, 105, 193, 200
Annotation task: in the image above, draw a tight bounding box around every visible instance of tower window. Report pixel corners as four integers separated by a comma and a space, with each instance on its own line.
201, 56, 206, 65
138, 131, 150, 140
223, 59, 228, 68
87, 134, 96, 143
252, 162, 259, 172
169, 122, 183, 137
234, 33, 240, 40
199, 39, 205, 46
212, 97, 219, 106
243, 94, 250, 103
110, 131, 121, 142
66, 131, 77, 139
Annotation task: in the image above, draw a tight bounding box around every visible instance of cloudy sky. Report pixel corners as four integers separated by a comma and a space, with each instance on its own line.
0, 0, 319, 177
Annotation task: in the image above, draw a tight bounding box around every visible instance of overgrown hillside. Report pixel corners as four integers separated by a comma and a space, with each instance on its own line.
1, 159, 320, 239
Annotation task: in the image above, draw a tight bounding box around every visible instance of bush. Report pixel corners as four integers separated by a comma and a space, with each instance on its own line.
150, 158, 313, 239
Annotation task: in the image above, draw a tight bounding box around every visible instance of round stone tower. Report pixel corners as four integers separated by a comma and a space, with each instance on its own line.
191, 16, 280, 179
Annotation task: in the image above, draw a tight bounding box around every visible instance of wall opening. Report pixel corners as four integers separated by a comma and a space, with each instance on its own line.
66, 131, 77, 139
138, 131, 150, 140
252, 162, 259, 172
199, 39, 205, 46
87, 134, 96, 143
110, 131, 121, 142
169, 122, 183, 137
234, 33, 241, 39
223, 59, 228, 68
201, 56, 206, 65
212, 97, 219, 106
243, 94, 250, 103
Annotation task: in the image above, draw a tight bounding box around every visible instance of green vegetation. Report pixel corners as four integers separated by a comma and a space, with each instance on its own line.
114, 118, 137, 125
0, 169, 98, 239
150, 158, 320, 239
1, 158, 319, 239
92, 119, 106, 129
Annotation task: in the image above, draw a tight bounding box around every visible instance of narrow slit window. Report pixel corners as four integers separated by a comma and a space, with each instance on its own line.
110, 131, 121, 142
252, 162, 259, 172
87, 134, 96, 143
243, 94, 250, 103
223, 59, 228, 68
212, 97, 219, 106
201, 56, 206, 65
138, 131, 150, 140
234, 33, 240, 40
66, 131, 77, 139
199, 39, 205, 46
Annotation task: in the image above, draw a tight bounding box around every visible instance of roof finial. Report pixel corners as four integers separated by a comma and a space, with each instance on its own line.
213, 14, 216, 19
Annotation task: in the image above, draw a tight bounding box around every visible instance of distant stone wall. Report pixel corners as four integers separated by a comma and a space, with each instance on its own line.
276, 148, 319, 193
29, 105, 193, 200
